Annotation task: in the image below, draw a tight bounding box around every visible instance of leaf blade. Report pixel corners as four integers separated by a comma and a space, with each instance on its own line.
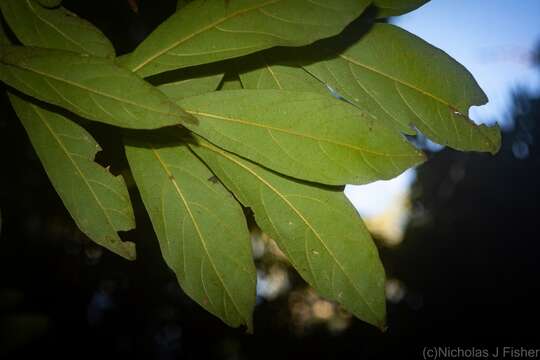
304, 23, 501, 154
121, 0, 371, 77
158, 73, 224, 100
35, 0, 62, 8
219, 72, 243, 90
179, 89, 424, 185
190, 137, 386, 329
125, 135, 256, 330
9, 93, 136, 260
0, 20, 10, 45
371, 0, 429, 18
238, 52, 328, 93
0, 0, 114, 58
0, 45, 195, 129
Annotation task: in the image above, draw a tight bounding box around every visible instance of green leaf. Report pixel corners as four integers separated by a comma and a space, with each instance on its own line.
152, 61, 230, 101
179, 89, 424, 185
9, 93, 136, 260
371, 0, 429, 18
190, 137, 386, 329
125, 133, 256, 330
0, 20, 10, 45
151, 60, 226, 99
238, 52, 327, 93
0, 0, 114, 58
304, 23, 501, 154
121, 0, 371, 77
35, 0, 62, 8
219, 72, 243, 90
176, 0, 192, 11
0, 45, 196, 129
157, 72, 224, 100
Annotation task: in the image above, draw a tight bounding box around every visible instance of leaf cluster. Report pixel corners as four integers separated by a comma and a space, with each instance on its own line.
0, 0, 500, 331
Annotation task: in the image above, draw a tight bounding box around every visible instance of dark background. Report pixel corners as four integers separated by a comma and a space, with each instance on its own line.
1, 1, 539, 358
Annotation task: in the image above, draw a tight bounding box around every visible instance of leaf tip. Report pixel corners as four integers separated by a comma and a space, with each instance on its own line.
168, 101, 198, 127
368, 306, 387, 332
245, 318, 254, 334
474, 122, 502, 155
486, 124, 502, 155
118, 240, 137, 261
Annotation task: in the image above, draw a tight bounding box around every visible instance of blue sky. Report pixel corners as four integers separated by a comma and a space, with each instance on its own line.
347, 0, 540, 219
393, 0, 540, 127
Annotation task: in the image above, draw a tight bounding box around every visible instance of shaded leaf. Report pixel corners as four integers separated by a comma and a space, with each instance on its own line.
158, 73, 224, 100
238, 52, 327, 93
176, 0, 192, 11
304, 23, 501, 154
219, 72, 243, 90
121, 0, 371, 77
125, 134, 256, 330
179, 89, 424, 185
190, 137, 386, 329
9, 93, 136, 260
0, 45, 196, 129
372, 0, 429, 18
150, 61, 225, 99
35, 0, 62, 8
0, 19, 10, 45
0, 0, 114, 58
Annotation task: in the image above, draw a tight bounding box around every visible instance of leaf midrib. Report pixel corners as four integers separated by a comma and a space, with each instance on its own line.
186, 109, 420, 158
130, 0, 283, 73
150, 147, 244, 323
6, 61, 181, 118
339, 53, 498, 152
197, 141, 380, 323
26, 0, 88, 53
30, 101, 126, 254
339, 53, 462, 113
264, 58, 283, 89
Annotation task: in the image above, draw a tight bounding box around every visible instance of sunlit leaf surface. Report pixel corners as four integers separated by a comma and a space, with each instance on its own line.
191, 137, 386, 329
304, 23, 501, 154
121, 0, 371, 77
238, 52, 327, 93
180, 89, 425, 185
125, 136, 256, 330
158, 73, 224, 100
9, 93, 136, 260
0, 46, 195, 129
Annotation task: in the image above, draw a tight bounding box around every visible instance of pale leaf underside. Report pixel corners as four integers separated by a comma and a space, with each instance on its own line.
191, 137, 386, 329
158, 72, 224, 100
303, 23, 501, 154
125, 138, 256, 329
9, 93, 136, 260
122, 0, 371, 77
0, 46, 195, 129
238, 52, 327, 93
179, 89, 425, 185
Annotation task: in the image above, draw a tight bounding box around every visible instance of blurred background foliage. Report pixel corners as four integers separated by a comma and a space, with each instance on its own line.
1, 1, 539, 358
